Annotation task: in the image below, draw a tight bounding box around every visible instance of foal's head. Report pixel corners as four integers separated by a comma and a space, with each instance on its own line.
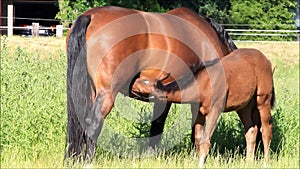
131, 73, 170, 101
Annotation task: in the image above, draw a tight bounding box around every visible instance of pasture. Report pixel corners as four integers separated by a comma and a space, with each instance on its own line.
1, 36, 299, 168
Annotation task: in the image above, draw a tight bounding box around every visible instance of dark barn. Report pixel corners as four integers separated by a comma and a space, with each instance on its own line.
1, 0, 59, 35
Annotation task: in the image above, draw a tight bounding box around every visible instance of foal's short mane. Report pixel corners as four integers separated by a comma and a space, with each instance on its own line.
206, 17, 238, 51
156, 58, 220, 92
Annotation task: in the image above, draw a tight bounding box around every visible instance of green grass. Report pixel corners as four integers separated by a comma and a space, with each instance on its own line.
1, 36, 299, 168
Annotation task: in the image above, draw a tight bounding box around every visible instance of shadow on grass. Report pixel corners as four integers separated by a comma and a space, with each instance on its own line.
94, 106, 284, 160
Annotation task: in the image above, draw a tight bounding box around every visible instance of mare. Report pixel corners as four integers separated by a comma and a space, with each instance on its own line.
65, 6, 237, 162
132, 48, 275, 168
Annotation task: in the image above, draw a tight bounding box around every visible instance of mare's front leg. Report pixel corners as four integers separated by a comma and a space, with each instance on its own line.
149, 101, 172, 149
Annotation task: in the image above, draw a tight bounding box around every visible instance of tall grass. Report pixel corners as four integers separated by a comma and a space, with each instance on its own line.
1, 36, 299, 168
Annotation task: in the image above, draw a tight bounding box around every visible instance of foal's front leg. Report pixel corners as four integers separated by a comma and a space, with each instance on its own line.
191, 103, 205, 154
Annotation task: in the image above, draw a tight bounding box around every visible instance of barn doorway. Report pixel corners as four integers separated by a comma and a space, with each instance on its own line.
13, 0, 60, 35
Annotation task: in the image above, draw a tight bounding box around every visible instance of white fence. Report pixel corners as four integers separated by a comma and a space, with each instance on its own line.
1, 26, 299, 41
226, 29, 300, 37
2, 26, 299, 41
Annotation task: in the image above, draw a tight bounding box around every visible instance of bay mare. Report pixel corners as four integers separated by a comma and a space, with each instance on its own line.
132, 48, 275, 168
65, 6, 237, 162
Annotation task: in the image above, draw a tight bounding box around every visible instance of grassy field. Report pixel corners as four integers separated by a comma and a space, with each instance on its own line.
1, 36, 299, 168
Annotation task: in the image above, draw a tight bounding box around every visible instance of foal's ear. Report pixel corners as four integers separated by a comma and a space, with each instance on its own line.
159, 73, 171, 82
156, 73, 170, 89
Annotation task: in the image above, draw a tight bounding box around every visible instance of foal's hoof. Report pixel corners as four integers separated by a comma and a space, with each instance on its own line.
147, 146, 155, 153
263, 161, 270, 168
83, 164, 93, 169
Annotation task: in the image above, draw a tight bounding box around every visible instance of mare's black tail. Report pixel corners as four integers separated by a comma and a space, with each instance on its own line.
65, 14, 94, 162
206, 17, 238, 51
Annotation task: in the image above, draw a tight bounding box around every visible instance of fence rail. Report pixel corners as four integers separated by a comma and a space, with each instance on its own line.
1, 25, 299, 40
0, 25, 69, 30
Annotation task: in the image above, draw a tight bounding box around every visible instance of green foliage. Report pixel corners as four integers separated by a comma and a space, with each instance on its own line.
56, 0, 164, 25
197, 0, 231, 23
270, 61, 299, 155
159, 0, 231, 23
55, 0, 232, 26
56, 0, 107, 25
229, 0, 298, 41
211, 113, 245, 155
1, 39, 66, 161
108, 0, 165, 12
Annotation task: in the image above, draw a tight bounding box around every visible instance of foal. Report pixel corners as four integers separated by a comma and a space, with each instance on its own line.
132, 48, 275, 168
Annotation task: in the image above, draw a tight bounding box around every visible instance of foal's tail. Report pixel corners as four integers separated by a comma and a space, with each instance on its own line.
65, 15, 94, 162
270, 68, 276, 109
271, 85, 276, 109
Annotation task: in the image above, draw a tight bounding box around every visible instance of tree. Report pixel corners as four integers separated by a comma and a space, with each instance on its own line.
56, 0, 106, 26
158, 0, 231, 23
107, 0, 165, 12
56, 0, 232, 26
56, 0, 165, 26
229, 0, 297, 40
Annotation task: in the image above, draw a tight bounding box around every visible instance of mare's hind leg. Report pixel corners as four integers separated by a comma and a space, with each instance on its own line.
191, 103, 205, 154
257, 94, 273, 161
149, 101, 171, 149
85, 90, 115, 158
236, 99, 258, 161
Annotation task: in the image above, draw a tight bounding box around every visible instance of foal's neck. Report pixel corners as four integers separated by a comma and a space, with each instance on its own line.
164, 69, 209, 103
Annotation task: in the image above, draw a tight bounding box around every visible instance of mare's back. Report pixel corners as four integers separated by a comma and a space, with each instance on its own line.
167, 8, 230, 56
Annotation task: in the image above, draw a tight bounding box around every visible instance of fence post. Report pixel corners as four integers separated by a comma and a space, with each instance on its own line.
7, 5, 13, 36
32, 22, 39, 37
56, 25, 63, 38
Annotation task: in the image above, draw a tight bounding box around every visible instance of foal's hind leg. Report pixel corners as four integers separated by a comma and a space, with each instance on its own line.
237, 99, 258, 161
257, 94, 273, 161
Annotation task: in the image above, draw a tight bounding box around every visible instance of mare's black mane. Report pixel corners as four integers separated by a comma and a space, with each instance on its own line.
206, 17, 238, 51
